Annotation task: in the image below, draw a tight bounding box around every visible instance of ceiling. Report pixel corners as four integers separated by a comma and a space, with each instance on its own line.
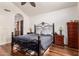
0, 2, 20, 15
13, 2, 77, 16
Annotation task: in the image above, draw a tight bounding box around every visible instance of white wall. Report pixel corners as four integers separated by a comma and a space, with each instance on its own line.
78, 3, 79, 9
30, 6, 78, 45
0, 3, 30, 45
76, 3, 79, 19
78, 3, 79, 17
0, 13, 14, 45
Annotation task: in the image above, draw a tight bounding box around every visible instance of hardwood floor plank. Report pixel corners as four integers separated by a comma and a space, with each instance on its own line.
0, 43, 78, 56
44, 45, 78, 56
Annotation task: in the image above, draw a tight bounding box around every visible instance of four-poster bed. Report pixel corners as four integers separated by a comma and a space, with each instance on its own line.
11, 22, 55, 56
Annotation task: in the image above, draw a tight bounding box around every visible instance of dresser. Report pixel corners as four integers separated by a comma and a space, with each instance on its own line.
67, 21, 79, 49
54, 34, 64, 46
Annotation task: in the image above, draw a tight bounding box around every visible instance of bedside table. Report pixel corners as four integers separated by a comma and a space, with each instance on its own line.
54, 34, 64, 46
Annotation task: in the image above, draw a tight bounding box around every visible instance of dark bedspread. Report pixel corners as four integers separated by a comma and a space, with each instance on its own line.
12, 34, 53, 54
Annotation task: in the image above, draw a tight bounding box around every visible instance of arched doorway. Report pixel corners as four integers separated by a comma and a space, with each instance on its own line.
15, 13, 24, 36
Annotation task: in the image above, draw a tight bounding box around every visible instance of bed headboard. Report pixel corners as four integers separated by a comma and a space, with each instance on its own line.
34, 22, 55, 36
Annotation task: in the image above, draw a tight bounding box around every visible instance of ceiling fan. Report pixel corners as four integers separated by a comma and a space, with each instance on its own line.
21, 2, 36, 7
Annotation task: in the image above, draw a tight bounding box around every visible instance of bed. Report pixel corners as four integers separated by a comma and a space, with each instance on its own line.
11, 22, 55, 56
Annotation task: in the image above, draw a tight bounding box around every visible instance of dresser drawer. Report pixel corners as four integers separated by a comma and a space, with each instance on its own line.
54, 35, 64, 46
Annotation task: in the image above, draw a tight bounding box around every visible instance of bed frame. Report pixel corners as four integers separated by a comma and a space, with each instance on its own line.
11, 22, 55, 56
34, 22, 55, 35
34, 22, 55, 55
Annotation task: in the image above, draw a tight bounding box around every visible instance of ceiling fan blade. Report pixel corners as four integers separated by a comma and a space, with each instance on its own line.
21, 2, 26, 5
30, 2, 36, 7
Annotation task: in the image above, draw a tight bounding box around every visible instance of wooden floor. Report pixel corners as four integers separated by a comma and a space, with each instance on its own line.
0, 43, 79, 56
44, 45, 79, 56
0, 43, 11, 56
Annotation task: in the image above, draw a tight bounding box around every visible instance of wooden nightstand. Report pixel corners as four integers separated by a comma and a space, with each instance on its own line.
54, 34, 64, 46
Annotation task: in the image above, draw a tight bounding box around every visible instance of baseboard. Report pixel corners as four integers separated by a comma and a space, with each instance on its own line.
0, 41, 11, 46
